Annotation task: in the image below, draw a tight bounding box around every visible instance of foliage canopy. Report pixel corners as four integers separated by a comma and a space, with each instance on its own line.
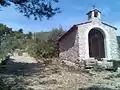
0, 0, 60, 20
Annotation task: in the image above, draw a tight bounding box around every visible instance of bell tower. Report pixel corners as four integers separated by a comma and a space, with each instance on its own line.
87, 6, 101, 21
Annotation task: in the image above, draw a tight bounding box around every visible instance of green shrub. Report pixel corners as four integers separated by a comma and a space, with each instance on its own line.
26, 39, 59, 59
115, 73, 120, 77
106, 72, 120, 79
0, 55, 10, 65
113, 60, 118, 71
93, 65, 105, 72
18, 50, 23, 56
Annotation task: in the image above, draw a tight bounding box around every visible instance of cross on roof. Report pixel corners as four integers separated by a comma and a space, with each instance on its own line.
92, 5, 96, 9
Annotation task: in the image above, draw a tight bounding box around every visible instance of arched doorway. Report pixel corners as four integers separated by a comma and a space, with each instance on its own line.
89, 28, 105, 58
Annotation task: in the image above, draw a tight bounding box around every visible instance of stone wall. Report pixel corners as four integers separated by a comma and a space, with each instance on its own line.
78, 24, 89, 59
77, 20, 119, 60
59, 29, 79, 62
59, 20, 119, 62
101, 23, 119, 59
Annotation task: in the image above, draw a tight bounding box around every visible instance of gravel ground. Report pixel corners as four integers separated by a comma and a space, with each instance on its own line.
0, 54, 120, 90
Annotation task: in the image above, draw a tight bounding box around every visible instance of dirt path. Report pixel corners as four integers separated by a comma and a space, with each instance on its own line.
11, 53, 37, 63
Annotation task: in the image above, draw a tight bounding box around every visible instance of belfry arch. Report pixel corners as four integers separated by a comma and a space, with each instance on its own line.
88, 28, 106, 58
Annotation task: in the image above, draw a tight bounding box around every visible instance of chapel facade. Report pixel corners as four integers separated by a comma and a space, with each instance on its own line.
58, 8, 119, 62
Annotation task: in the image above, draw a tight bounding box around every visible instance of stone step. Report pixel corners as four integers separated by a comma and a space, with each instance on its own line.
86, 61, 97, 65
85, 66, 93, 69
84, 59, 97, 69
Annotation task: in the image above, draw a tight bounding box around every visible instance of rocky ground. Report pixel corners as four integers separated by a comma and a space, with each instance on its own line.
0, 53, 120, 90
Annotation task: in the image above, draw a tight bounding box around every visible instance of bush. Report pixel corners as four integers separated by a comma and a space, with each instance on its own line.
0, 76, 33, 90
26, 39, 59, 59
111, 60, 120, 71
18, 50, 23, 56
0, 55, 10, 65
93, 64, 105, 72
116, 73, 120, 77
0, 34, 20, 64
105, 72, 120, 79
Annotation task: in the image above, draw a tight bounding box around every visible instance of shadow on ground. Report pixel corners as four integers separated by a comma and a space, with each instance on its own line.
78, 86, 115, 90
0, 58, 117, 90
0, 58, 44, 76
0, 58, 46, 90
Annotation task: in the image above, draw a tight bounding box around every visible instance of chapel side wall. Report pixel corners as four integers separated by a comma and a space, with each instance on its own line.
59, 29, 79, 62
78, 24, 89, 60
99, 23, 119, 59
117, 36, 120, 58
107, 28, 119, 59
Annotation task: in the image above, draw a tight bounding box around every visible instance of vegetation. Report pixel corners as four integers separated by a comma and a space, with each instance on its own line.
0, 23, 65, 64
26, 27, 65, 59
0, 24, 65, 89
106, 72, 120, 79
0, 24, 21, 64
0, 0, 60, 20
1, 23, 120, 90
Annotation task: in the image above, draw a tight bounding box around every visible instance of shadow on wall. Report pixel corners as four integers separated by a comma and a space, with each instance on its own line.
117, 36, 120, 49
78, 86, 115, 90
59, 27, 77, 52
117, 36, 120, 58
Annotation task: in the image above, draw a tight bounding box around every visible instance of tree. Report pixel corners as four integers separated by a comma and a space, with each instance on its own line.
25, 27, 65, 59
0, 23, 12, 36
0, 0, 60, 20
48, 27, 65, 42
48, 27, 65, 57
0, 34, 19, 61
13, 31, 22, 39
18, 28, 23, 34
25, 32, 32, 39
0, 24, 25, 62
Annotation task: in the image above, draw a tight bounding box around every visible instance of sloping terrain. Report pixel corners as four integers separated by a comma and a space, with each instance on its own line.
0, 54, 120, 90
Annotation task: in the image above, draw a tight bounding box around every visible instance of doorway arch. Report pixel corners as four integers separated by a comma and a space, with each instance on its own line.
88, 28, 105, 58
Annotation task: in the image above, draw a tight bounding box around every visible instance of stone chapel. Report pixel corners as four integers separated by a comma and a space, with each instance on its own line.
58, 8, 119, 63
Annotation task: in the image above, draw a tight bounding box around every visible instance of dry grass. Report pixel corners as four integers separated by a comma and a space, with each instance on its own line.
1, 55, 120, 90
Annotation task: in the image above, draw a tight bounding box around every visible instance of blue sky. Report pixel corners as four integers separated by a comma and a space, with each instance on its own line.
0, 0, 120, 35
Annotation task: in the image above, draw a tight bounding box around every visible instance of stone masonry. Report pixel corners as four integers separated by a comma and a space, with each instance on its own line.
58, 8, 119, 63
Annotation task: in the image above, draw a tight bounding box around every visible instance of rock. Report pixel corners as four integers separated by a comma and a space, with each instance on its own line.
97, 61, 113, 69
117, 67, 120, 72
85, 59, 97, 69
62, 60, 76, 67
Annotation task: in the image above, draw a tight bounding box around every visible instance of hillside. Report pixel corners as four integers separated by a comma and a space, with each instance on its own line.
35, 32, 51, 41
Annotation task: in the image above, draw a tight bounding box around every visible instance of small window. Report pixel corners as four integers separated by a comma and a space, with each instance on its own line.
94, 11, 98, 17
88, 14, 91, 19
